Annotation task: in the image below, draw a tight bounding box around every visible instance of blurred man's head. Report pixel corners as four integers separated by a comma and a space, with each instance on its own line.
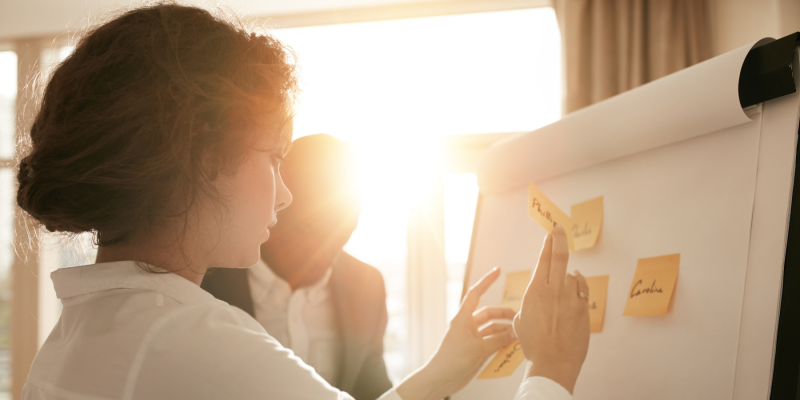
260, 134, 362, 289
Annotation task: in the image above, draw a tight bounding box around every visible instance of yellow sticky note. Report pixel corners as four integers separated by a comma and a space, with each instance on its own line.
623, 254, 680, 316
527, 183, 575, 251
502, 270, 531, 313
585, 275, 609, 332
476, 271, 532, 379
571, 196, 603, 251
476, 341, 526, 379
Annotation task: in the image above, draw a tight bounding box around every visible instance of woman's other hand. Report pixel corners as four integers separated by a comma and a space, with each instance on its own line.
396, 267, 516, 400
514, 225, 590, 394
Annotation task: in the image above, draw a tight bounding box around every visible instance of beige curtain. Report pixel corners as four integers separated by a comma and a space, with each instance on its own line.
553, 0, 712, 113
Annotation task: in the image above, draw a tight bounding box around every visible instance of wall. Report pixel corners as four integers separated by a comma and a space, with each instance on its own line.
6, 0, 800, 49
711, 0, 800, 56
0, 0, 536, 40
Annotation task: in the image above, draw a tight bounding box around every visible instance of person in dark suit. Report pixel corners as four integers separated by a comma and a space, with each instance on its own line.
201, 134, 392, 400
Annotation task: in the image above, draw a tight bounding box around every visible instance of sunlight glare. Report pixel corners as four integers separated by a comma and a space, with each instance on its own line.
271, 8, 562, 380
272, 7, 562, 264
273, 8, 562, 142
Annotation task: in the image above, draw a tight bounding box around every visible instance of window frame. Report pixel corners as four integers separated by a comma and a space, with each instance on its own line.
255, 0, 551, 29
8, 35, 72, 400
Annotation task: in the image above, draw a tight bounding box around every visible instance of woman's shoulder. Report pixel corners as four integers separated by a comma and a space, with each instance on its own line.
157, 295, 269, 339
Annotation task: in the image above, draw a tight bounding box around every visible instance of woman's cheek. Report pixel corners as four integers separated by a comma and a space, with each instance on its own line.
254, 160, 277, 219
235, 159, 273, 228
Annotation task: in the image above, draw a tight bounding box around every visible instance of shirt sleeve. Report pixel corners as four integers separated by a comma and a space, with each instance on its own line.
513, 376, 573, 400
376, 389, 403, 400
381, 377, 571, 400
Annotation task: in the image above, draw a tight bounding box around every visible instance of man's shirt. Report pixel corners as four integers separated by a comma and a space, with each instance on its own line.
248, 258, 342, 385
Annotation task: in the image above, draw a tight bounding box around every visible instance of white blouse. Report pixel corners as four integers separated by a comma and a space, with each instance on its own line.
22, 261, 571, 400
248, 259, 341, 384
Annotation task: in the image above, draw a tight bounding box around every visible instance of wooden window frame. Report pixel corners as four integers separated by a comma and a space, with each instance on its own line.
254, 0, 551, 29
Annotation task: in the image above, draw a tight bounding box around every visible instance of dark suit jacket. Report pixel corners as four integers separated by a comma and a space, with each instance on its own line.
200, 252, 393, 400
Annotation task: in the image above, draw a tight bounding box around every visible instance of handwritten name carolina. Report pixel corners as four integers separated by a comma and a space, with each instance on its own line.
630, 279, 663, 298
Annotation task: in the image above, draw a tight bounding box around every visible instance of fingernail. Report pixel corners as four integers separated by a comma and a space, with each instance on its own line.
574, 270, 582, 276
554, 224, 564, 233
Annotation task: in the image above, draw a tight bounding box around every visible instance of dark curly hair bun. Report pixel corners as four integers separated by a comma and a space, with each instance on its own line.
15, 3, 298, 245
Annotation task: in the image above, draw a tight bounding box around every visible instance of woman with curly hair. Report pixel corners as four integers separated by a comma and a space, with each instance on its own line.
17, 3, 590, 399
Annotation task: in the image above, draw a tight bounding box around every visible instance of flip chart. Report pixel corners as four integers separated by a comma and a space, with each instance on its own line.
456, 37, 799, 400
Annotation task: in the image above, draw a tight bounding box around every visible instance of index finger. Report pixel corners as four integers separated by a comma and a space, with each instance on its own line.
531, 233, 553, 288
459, 267, 501, 316
550, 225, 570, 290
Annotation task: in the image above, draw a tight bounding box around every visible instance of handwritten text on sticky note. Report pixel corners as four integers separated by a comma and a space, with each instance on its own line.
571, 196, 603, 251
623, 254, 680, 316
502, 270, 531, 313
476, 341, 525, 379
528, 183, 574, 251
585, 275, 609, 332
476, 270, 532, 379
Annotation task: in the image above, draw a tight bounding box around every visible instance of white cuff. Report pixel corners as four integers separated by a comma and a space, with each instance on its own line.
382, 377, 570, 400
514, 376, 572, 400
376, 388, 403, 400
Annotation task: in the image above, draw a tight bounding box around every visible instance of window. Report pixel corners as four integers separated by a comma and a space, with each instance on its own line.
273, 6, 561, 381
275, 8, 561, 140
444, 173, 479, 321
1, 40, 99, 397
37, 45, 85, 345
0, 48, 16, 400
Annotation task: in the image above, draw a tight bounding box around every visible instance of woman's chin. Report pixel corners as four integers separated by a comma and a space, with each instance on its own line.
235, 250, 262, 269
